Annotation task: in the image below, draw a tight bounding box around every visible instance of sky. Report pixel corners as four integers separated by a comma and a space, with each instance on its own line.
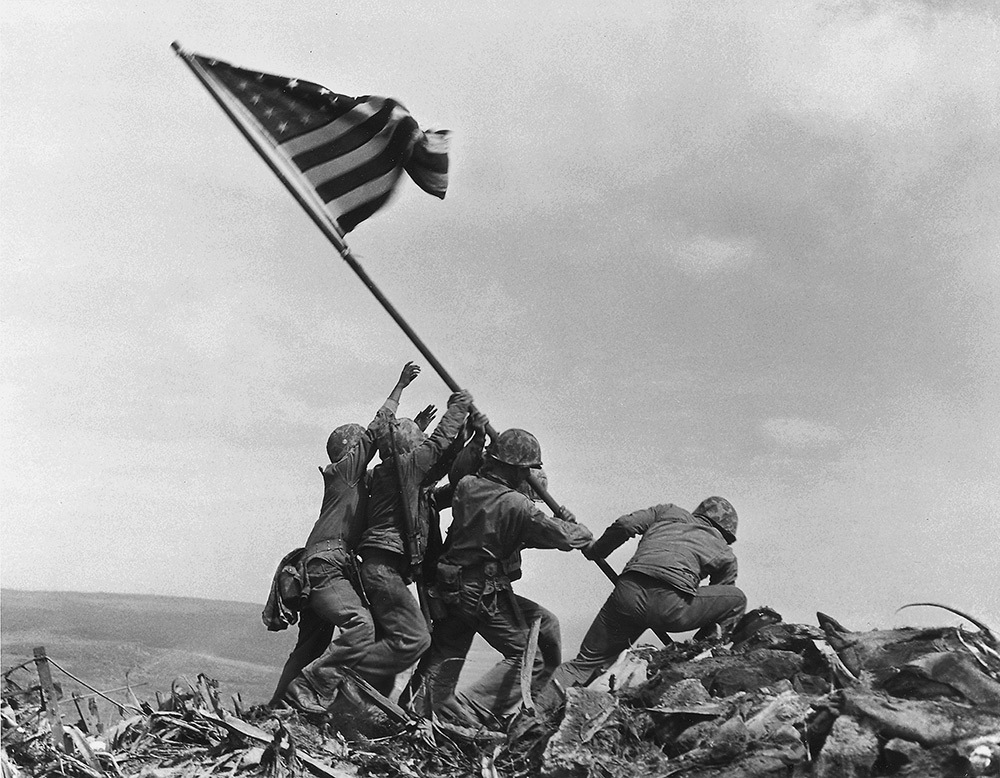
3, 0, 998, 642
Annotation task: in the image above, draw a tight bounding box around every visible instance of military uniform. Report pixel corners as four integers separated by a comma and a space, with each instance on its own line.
418, 473, 593, 717
270, 400, 395, 707
541, 503, 746, 705
353, 401, 470, 694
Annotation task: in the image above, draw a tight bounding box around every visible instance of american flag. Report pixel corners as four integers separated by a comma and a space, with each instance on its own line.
194, 55, 449, 233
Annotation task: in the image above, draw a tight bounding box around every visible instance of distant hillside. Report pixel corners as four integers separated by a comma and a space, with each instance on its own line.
0, 588, 587, 721
0, 589, 296, 709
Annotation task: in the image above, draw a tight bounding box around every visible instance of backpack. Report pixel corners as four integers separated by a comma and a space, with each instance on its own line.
261, 547, 308, 631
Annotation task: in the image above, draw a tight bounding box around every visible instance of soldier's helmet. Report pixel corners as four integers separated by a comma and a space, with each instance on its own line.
693, 496, 738, 543
517, 467, 548, 501
488, 428, 543, 468
327, 423, 366, 463
377, 418, 426, 459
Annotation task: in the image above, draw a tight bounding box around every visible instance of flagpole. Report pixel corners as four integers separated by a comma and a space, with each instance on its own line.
172, 43, 628, 594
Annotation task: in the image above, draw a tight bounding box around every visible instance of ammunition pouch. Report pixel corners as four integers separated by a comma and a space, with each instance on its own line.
426, 585, 450, 621
434, 559, 519, 620
435, 563, 463, 606
463, 560, 514, 587
464, 561, 517, 620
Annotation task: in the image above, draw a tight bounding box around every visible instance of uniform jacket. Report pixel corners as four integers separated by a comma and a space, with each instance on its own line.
304, 399, 397, 551
359, 402, 468, 562
440, 473, 593, 582
588, 503, 737, 596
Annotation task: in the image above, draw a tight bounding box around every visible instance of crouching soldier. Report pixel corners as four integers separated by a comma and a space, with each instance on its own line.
268, 362, 425, 711
418, 429, 593, 723
351, 389, 476, 696
538, 497, 746, 710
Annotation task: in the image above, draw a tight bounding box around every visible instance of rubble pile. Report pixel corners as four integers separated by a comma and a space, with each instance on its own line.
1, 664, 504, 778
523, 607, 1000, 777
3, 606, 999, 777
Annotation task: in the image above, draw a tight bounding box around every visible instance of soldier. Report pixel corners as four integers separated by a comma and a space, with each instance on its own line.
538, 497, 746, 709
418, 429, 593, 723
270, 362, 426, 711
351, 389, 476, 695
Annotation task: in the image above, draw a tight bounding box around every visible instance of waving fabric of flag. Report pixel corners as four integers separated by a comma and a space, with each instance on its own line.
195, 55, 449, 233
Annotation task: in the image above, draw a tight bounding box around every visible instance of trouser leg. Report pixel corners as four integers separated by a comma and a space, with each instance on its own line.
413, 612, 478, 715
712, 585, 748, 636
302, 573, 376, 699
269, 610, 333, 705
354, 551, 431, 695
463, 591, 553, 716
649, 583, 747, 635
538, 576, 647, 711
511, 598, 561, 693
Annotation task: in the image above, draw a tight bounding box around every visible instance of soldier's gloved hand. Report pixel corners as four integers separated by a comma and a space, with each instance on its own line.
558, 506, 576, 523
447, 389, 474, 411
397, 361, 421, 387
414, 404, 438, 431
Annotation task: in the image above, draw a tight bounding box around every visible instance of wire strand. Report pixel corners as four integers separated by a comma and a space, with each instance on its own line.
37, 654, 144, 715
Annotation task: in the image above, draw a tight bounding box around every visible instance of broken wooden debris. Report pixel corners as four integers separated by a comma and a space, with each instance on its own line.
32, 648, 66, 755
519, 617, 542, 715
539, 687, 670, 778
5, 607, 1000, 777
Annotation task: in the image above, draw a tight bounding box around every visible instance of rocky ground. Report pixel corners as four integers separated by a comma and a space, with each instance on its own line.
3, 605, 999, 777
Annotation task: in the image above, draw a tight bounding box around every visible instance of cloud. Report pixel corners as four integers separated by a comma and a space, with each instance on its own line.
3, 0, 999, 632
761, 417, 843, 448
671, 234, 758, 274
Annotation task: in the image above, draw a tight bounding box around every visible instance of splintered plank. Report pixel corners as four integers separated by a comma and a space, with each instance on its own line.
520, 617, 542, 714
33, 646, 66, 753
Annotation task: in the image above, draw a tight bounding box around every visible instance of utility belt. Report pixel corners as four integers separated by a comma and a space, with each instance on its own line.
433, 558, 529, 628
433, 558, 519, 616
458, 560, 517, 583
438, 558, 516, 585
303, 537, 348, 560
301, 538, 366, 601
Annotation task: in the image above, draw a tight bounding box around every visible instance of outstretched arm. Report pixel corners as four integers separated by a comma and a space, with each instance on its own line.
387, 361, 421, 408
368, 361, 422, 435
338, 362, 424, 483
520, 503, 594, 551
583, 506, 659, 560
412, 389, 474, 479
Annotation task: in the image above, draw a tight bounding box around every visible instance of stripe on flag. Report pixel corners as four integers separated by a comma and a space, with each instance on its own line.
194, 55, 449, 233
